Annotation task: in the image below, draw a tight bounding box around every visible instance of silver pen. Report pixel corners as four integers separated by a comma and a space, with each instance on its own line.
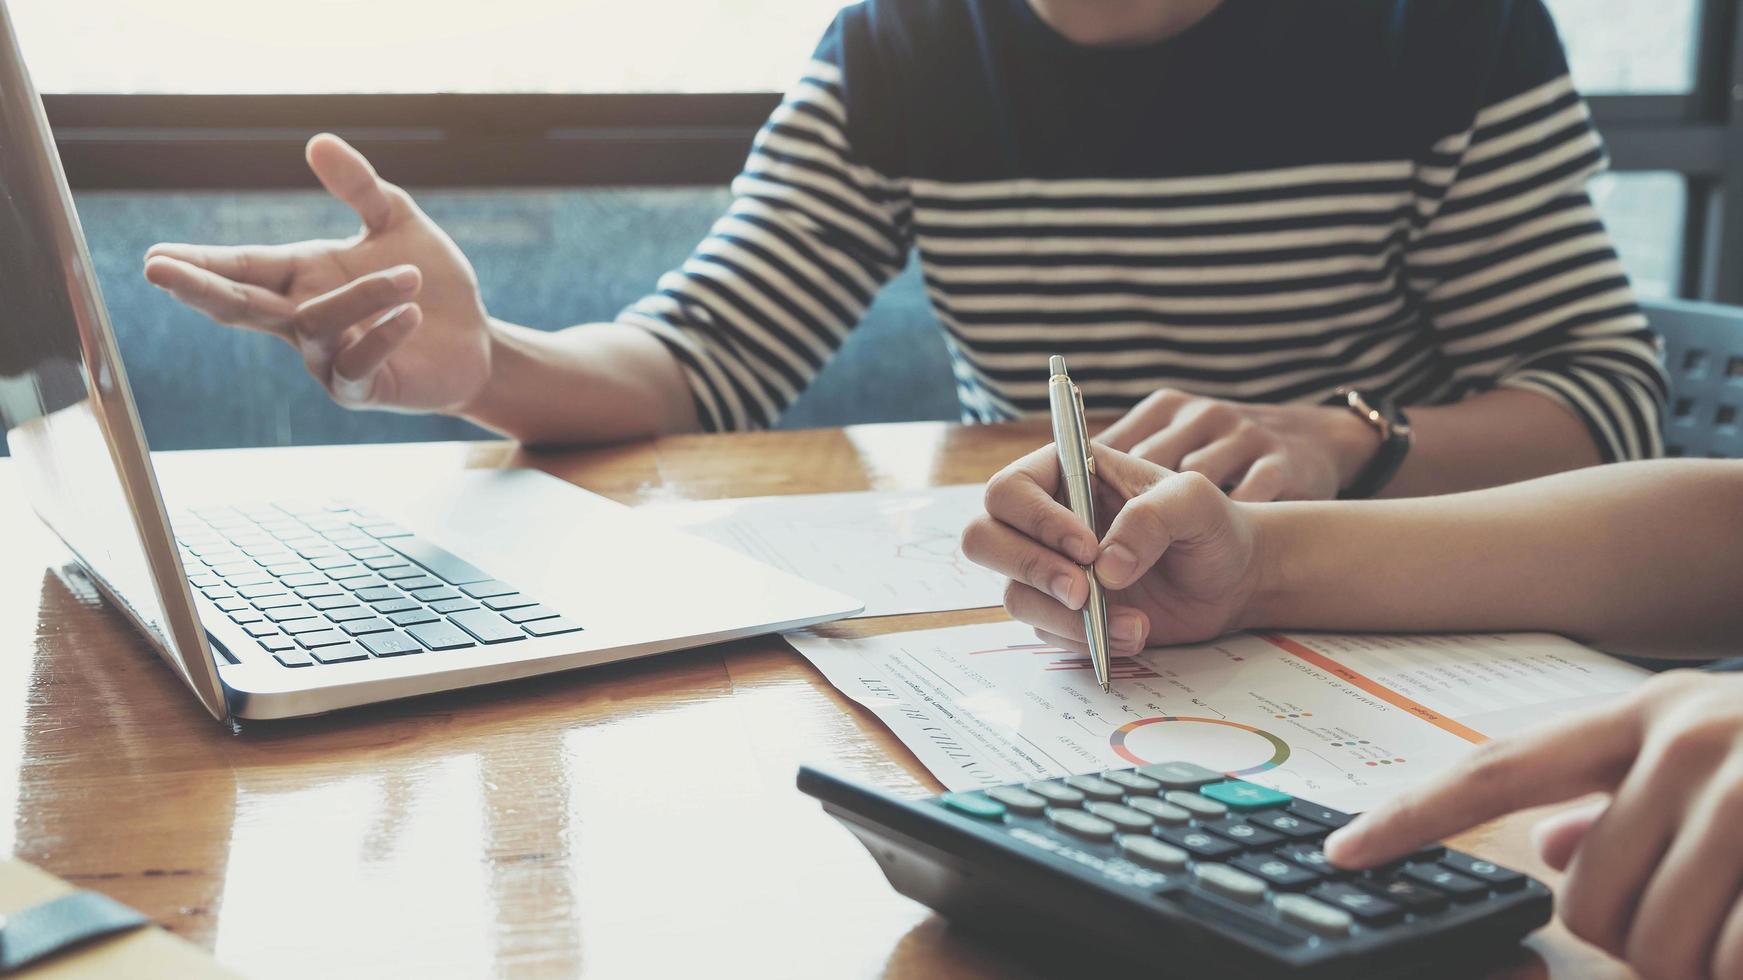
1046, 355, 1112, 692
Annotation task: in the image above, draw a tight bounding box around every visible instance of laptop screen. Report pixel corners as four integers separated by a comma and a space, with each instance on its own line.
0, 0, 227, 719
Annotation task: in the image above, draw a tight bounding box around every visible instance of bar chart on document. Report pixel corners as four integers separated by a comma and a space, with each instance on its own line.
787, 620, 1649, 811
644, 486, 1004, 617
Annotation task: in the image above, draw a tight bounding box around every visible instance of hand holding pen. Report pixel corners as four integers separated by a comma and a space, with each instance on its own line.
960, 405, 1263, 666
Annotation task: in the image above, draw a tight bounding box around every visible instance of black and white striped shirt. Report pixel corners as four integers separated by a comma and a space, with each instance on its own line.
621, 0, 1667, 461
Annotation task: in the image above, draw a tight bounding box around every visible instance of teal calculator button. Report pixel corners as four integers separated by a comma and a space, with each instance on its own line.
1200, 781, 1292, 811
940, 792, 1007, 820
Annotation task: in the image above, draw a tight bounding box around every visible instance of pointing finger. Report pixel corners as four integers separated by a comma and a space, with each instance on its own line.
1325, 698, 1642, 869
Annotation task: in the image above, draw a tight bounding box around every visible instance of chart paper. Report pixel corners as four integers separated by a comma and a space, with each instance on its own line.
787, 621, 1650, 811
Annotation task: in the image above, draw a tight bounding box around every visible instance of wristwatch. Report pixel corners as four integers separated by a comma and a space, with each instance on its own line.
1334, 386, 1412, 500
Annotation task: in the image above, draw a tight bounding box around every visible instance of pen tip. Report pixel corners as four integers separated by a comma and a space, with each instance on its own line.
1049, 355, 1066, 375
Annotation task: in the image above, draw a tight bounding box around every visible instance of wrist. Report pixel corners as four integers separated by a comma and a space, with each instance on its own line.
1237, 502, 1289, 631
453, 317, 515, 420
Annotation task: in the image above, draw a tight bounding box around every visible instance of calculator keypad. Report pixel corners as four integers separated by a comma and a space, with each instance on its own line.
926, 762, 1537, 944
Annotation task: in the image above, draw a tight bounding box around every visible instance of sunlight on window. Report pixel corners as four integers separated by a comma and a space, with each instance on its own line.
11, 0, 845, 94
1544, 0, 1700, 93
1590, 172, 1686, 299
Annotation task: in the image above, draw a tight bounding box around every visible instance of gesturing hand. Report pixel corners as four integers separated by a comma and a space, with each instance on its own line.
961, 443, 1263, 653
142, 134, 492, 413
1099, 388, 1380, 502
1327, 671, 1743, 980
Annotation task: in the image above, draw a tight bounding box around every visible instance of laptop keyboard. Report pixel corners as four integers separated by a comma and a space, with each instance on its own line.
172, 500, 583, 669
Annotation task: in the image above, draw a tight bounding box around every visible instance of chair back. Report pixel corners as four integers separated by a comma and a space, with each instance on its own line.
1642, 298, 1743, 458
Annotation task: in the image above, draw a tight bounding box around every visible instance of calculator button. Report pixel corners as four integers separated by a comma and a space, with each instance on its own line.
1232, 853, 1320, 891
273, 649, 313, 668
1357, 876, 1450, 914
1117, 835, 1188, 871
1193, 863, 1267, 904
985, 786, 1048, 816
1246, 810, 1324, 840
1101, 770, 1162, 794
940, 793, 1006, 821
1162, 790, 1227, 819
1440, 852, 1526, 891
1155, 827, 1241, 861
1275, 844, 1338, 878
257, 635, 297, 653
1083, 801, 1154, 832
1136, 762, 1223, 789
1273, 894, 1354, 938
1201, 818, 1285, 850
1048, 808, 1116, 841
1200, 781, 1292, 811
1064, 775, 1125, 801
1026, 781, 1086, 807
1285, 799, 1354, 829
1401, 864, 1488, 902
1126, 797, 1193, 826
1310, 883, 1403, 925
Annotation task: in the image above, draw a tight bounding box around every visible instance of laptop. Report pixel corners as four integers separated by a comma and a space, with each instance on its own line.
0, 2, 862, 723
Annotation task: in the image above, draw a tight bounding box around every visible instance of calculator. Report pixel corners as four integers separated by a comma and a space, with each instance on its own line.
797, 762, 1551, 979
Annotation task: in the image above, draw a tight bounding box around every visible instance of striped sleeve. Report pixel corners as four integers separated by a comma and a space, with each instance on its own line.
617, 53, 913, 432
1406, 6, 1668, 462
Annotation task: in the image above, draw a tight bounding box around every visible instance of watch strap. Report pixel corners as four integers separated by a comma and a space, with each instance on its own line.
1338, 399, 1412, 500
0, 891, 150, 974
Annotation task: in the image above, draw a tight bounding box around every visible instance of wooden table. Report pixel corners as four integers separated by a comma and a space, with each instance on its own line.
0, 420, 1629, 979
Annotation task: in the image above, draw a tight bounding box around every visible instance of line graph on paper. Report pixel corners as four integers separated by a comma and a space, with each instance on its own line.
642, 485, 1006, 617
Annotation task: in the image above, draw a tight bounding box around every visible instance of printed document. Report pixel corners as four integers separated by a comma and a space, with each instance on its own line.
645, 485, 1003, 618
786, 621, 1650, 811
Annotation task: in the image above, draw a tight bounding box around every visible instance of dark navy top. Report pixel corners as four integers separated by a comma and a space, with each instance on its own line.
621, 0, 1666, 461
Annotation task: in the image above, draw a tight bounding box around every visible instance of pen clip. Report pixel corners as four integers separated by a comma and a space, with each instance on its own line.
1071, 383, 1094, 476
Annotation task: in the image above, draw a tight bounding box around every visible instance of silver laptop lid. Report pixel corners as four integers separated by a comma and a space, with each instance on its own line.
0, 1, 228, 720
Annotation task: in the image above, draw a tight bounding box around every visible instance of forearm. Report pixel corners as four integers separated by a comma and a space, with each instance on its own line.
460, 320, 700, 446
1377, 388, 1600, 497
1245, 460, 1743, 654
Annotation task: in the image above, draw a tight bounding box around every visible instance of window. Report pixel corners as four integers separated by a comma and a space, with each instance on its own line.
1546, 0, 1702, 93
10, 0, 842, 94
1590, 172, 1687, 299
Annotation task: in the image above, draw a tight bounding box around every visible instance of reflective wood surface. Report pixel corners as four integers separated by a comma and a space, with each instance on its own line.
0, 420, 1629, 979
